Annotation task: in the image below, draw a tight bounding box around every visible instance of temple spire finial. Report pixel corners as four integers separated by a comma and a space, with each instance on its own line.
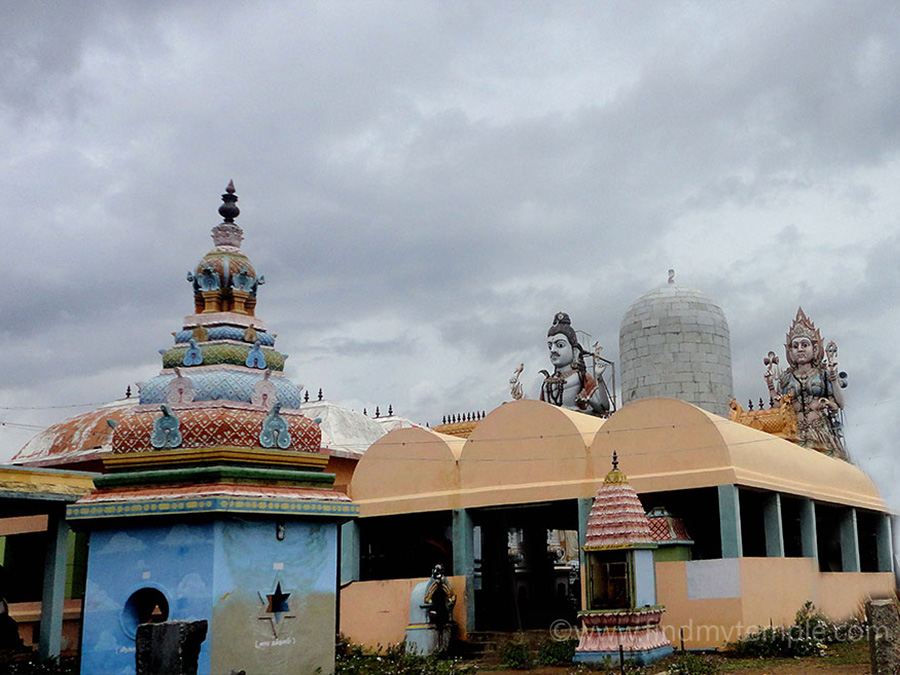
612, 450, 619, 471
211, 181, 244, 248
218, 180, 240, 223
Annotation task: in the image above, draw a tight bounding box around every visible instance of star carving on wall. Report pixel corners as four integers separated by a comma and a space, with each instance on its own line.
257, 580, 296, 638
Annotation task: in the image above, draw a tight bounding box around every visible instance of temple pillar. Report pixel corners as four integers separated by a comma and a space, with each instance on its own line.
840, 508, 861, 573
717, 484, 743, 558
452, 509, 475, 632
39, 508, 70, 660
340, 520, 360, 584
876, 514, 894, 574
633, 549, 657, 606
201, 291, 221, 313
800, 499, 818, 561
763, 493, 785, 558
231, 290, 250, 314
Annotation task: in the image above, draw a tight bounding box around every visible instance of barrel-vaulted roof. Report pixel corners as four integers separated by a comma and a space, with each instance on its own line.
349, 398, 886, 517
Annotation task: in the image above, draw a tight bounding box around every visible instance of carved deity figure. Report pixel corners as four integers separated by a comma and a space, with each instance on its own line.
540, 312, 610, 416
765, 308, 847, 460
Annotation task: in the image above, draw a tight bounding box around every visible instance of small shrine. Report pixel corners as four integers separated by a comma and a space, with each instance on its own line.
67, 184, 356, 675
405, 564, 456, 655
574, 453, 671, 666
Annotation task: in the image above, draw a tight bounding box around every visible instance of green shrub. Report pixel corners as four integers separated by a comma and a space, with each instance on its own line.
728, 625, 825, 658
667, 652, 721, 675
500, 640, 532, 670
334, 637, 475, 675
0, 654, 78, 675
536, 637, 577, 665
727, 601, 868, 659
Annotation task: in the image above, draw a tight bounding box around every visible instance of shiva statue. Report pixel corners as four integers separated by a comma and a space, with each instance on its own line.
540, 312, 610, 416
764, 308, 848, 460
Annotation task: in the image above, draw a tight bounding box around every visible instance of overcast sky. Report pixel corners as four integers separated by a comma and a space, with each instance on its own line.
2, 1, 898, 511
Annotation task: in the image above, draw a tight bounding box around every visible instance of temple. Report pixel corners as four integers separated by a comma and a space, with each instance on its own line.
2, 188, 895, 670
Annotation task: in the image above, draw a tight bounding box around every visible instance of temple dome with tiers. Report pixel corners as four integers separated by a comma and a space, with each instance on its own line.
12, 183, 321, 468
619, 272, 734, 417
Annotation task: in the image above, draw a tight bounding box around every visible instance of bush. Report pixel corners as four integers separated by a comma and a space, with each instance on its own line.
727, 601, 868, 659
666, 652, 721, 675
500, 640, 532, 670
0, 654, 78, 675
536, 637, 577, 666
334, 637, 475, 675
728, 625, 825, 658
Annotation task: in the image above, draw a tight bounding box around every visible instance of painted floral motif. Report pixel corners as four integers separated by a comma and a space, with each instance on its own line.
162, 343, 286, 371
140, 370, 301, 408
115, 405, 320, 454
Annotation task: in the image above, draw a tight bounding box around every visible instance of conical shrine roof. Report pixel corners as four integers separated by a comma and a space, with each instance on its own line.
584, 453, 655, 550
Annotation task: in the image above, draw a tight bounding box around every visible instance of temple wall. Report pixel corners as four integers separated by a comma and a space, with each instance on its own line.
340, 575, 468, 647
80, 518, 338, 675
656, 557, 896, 649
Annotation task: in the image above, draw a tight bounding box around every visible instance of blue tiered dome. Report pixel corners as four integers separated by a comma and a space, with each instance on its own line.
115, 182, 318, 455
138, 182, 302, 412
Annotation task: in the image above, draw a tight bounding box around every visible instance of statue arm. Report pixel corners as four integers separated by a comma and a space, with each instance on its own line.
579, 374, 610, 413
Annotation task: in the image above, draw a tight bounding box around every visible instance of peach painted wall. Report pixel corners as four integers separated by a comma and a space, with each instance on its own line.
340, 576, 468, 648
657, 558, 897, 649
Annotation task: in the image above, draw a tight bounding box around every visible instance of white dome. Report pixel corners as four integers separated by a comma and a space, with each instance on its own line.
619, 280, 733, 417
298, 400, 389, 459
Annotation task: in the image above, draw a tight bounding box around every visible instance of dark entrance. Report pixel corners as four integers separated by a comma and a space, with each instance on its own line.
474, 501, 579, 631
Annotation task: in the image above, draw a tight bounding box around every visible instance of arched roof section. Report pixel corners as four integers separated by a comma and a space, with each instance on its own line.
349, 427, 464, 516
459, 399, 605, 507
590, 398, 885, 511
12, 399, 138, 469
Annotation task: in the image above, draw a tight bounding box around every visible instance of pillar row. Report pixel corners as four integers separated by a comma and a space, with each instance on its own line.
717, 484, 743, 558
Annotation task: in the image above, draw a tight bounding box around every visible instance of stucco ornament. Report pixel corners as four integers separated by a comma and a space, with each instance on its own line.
151, 405, 183, 449
540, 312, 610, 416
509, 363, 524, 400
183, 339, 203, 366
245, 341, 267, 369
764, 308, 848, 460
260, 403, 291, 449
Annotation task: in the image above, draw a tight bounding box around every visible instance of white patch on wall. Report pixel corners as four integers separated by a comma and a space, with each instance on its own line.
686, 559, 740, 600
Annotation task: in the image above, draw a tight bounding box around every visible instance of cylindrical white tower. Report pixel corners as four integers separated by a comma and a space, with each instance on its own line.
619, 274, 733, 417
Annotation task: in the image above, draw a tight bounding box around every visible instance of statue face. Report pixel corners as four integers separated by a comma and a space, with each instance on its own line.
790, 337, 815, 365
548, 335, 574, 369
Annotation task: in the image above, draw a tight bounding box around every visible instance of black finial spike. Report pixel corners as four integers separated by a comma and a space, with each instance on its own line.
318, 388, 323, 401
612, 450, 619, 471
375, 406, 380, 418
748, 399, 754, 411
482, 410, 486, 418
125, 385, 132, 399
769, 396, 775, 408
759, 398, 765, 410
363, 407, 367, 416
219, 180, 240, 223
388, 404, 393, 416
304, 390, 309, 403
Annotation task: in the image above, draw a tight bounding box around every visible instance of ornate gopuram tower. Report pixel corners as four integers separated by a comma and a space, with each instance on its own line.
68, 183, 356, 675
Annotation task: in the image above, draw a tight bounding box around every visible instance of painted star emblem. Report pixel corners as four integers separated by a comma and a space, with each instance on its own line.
258, 580, 296, 637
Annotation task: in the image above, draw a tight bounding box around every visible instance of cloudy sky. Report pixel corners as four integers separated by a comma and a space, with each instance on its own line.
2, 1, 899, 509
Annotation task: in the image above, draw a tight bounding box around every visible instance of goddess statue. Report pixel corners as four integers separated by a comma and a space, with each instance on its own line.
764, 308, 848, 460
540, 312, 610, 416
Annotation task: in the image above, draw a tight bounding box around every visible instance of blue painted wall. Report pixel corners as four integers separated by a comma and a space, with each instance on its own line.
80, 522, 215, 675
210, 519, 338, 675
79, 518, 338, 675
